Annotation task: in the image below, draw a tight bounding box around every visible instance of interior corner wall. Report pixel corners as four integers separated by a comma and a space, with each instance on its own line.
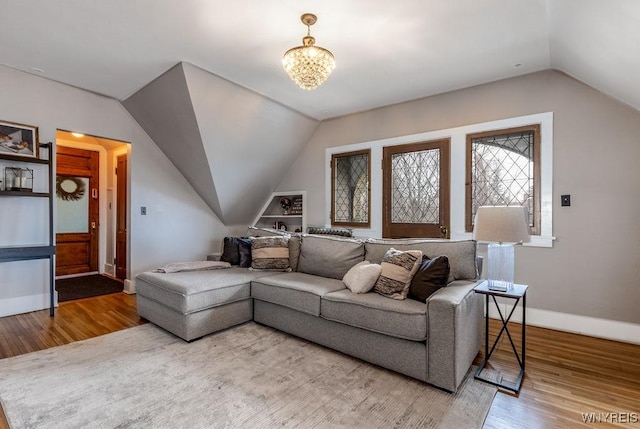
0, 65, 228, 316
277, 69, 640, 326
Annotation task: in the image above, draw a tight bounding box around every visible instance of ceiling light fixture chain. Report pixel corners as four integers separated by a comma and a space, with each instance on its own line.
282, 13, 336, 90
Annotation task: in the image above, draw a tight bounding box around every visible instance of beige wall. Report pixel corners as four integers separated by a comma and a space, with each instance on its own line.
279, 70, 640, 325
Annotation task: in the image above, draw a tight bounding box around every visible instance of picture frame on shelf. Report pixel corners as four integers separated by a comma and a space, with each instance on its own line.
0, 120, 39, 159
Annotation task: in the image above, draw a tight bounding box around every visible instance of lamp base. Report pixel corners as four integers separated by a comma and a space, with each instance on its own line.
487, 242, 515, 291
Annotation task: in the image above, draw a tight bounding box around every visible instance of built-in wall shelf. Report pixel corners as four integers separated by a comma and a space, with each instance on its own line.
0, 191, 49, 197
0, 245, 56, 262
253, 191, 307, 233
0, 142, 56, 316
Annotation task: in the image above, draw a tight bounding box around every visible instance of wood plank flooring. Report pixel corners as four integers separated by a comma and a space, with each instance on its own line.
0, 293, 638, 429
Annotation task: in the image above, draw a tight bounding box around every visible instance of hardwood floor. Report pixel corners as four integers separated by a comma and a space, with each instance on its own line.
0, 294, 638, 429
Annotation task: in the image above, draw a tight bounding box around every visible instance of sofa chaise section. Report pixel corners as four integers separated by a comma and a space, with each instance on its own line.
136, 268, 280, 341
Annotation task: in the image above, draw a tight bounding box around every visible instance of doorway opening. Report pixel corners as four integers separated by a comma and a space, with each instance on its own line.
55, 130, 130, 301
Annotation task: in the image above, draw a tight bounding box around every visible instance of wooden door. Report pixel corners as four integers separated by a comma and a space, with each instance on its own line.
382, 139, 450, 238
115, 154, 127, 280
56, 146, 99, 276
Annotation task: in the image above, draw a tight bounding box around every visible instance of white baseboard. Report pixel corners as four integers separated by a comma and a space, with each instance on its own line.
123, 279, 135, 294
104, 264, 115, 276
0, 293, 56, 318
487, 302, 640, 345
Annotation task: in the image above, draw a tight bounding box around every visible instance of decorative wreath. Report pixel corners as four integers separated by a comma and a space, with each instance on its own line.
56, 176, 86, 201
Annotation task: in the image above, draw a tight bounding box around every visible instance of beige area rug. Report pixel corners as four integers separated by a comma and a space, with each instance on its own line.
0, 322, 497, 429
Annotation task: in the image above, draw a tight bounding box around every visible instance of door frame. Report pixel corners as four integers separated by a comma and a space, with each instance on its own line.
115, 153, 128, 280
55, 146, 100, 276
55, 130, 131, 284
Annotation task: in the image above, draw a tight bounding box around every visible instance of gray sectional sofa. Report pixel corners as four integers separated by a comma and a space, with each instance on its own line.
135, 228, 483, 392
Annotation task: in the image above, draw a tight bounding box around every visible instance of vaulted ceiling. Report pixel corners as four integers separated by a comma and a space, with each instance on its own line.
1, 0, 638, 224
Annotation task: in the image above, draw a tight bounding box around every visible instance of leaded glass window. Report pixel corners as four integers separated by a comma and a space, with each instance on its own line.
331, 150, 370, 226
466, 125, 540, 234
390, 149, 440, 224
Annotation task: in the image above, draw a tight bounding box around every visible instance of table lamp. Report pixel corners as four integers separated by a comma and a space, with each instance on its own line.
472, 206, 530, 291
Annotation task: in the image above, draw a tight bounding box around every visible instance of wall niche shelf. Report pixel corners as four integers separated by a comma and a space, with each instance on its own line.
253, 191, 306, 233
0, 142, 56, 316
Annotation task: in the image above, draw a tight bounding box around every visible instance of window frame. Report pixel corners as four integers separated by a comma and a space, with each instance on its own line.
330, 148, 371, 228
465, 124, 541, 235
324, 112, 554, 247
382, 139, 450, 238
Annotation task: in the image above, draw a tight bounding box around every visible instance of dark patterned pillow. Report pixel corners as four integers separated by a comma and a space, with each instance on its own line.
408, 256, 450, 301
250, 236, 291, 271
237, 238, 252, 268
373, 248, 422, 300
220, 237, 251, 266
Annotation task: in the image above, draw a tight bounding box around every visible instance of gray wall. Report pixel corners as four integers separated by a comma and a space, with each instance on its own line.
278, 70, 640, 324
0, 65, 229, 315
124, 62, 319, 227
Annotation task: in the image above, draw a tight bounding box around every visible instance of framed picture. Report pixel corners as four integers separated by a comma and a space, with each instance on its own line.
0, 120, 39, 159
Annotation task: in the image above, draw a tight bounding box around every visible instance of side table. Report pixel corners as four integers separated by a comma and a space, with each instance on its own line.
473, 280, 528, 394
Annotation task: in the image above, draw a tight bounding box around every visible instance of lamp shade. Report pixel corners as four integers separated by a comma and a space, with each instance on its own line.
472, 206, 531, 244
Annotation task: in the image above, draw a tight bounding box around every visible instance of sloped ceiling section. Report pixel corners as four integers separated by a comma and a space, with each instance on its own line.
124, 62, 319, 225
123, 63, 223, 219
549, 0, 640, 112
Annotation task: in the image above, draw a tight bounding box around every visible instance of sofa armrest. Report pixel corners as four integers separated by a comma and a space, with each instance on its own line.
426, 279, 483, 392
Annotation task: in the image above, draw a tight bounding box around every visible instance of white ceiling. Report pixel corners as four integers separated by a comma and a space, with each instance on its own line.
1, 0, 638, 120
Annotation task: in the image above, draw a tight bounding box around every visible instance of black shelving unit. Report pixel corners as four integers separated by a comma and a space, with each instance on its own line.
0, 142, 56, 316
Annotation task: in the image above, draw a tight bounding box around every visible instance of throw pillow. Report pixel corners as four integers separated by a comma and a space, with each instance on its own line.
237, 238, 252, 268
220, 237, 252, 267
409, 256, 450, 301
373, 248, 422, 300
342, 261, 382, 294
250, 236, 291, 271
220, 237, 241, 265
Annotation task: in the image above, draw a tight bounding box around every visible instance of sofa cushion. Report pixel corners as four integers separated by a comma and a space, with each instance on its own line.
321, 290, 428, 341
342, 261, 381, 294
409, 256, 450, 302
288, 235, 301, 272
364, 239, 477, 281
297, 235, 365, 280
136, 268, 280, 314
251, 272, 345, 316
373, 248, 422, 300
250, 236, 291, 271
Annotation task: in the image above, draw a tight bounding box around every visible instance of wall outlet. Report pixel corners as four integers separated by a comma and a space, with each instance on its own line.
141, 206, 147, 215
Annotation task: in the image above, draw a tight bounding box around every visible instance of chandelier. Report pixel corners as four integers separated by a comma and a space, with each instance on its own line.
282, 13, 335, 90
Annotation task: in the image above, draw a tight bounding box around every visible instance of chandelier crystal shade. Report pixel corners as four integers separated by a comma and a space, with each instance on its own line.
282, 13, 335, 90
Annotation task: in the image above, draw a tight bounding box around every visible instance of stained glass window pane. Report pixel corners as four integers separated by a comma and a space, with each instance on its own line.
390, 149, 440, 223
471, 130, 535, 226
333, 152, 369, 224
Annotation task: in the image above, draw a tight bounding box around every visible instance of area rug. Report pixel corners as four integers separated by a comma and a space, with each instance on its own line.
55, 274, 123, 302
0, 323, 497, 429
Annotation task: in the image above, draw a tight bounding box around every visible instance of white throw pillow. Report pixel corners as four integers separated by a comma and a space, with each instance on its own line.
342, 261, 382, 294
